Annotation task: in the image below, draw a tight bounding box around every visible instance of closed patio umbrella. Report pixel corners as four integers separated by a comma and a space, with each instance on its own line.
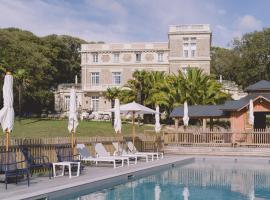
114, 99, 121, 153
114, 99, 121, 134
0, 72, 14, 151
248, 99, 254, 126
155, 105, 161, 133
68, 88, 78, 152
183, 101, 189, 126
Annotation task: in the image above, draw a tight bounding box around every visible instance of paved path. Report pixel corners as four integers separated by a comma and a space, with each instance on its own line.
0, 156, 193, 200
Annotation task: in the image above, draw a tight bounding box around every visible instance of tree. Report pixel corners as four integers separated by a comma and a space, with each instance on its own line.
211, 28, 270, 88
0, 28, 85, 114
104, 87, 121, 125
120, 68, 229, 119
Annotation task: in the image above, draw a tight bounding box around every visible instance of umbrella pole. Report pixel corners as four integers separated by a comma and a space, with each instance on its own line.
6, 130, 9, 151
132, 111, 135, 151
71, 130, 74, 154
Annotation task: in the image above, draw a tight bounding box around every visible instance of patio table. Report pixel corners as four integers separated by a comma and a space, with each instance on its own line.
52, 161, 80, 178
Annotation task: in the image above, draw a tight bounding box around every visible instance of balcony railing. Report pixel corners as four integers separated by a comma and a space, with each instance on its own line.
82, 84, 123, 91
57, 83, 81, 90
169, 24, 210, 33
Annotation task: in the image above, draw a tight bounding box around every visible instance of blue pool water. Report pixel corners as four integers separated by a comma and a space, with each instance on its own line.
61, 158, 270, 200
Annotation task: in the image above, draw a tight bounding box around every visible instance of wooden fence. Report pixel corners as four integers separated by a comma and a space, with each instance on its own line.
163, 128, 270, 147
2, 128, 270, 165
0, 135, 161, 164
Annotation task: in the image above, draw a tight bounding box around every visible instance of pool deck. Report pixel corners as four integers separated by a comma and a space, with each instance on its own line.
0, 155, 194, 200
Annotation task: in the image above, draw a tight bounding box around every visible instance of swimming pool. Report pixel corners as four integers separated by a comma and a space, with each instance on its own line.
57, 157, 270, 200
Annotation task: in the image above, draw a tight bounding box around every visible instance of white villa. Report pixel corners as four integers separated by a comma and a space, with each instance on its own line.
54, 24, 212, 116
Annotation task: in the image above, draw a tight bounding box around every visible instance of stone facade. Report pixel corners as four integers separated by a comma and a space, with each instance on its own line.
55, 24, 212, 114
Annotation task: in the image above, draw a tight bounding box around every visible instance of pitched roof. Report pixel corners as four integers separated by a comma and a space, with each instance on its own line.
220, 93, 270, 111
170, 105, 225, 118
244, 80, 270, 92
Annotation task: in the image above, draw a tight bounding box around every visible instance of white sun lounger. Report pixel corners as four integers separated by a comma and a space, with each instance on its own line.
76, 144, 123, 168
95, 143, 129, 166
127, 141, 164, 161
112, 142, 148, 163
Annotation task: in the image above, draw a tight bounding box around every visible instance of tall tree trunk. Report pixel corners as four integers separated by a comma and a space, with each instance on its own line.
18, 84, 22, 121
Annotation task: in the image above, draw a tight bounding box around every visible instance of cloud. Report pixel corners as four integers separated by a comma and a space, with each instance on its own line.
236, 15, 262, 31
0, 0, 265, 47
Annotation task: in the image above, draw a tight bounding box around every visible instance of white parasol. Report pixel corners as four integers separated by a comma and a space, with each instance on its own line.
183, 101, 189, 126
0, 73, 14, 151
155, 105, 161, 133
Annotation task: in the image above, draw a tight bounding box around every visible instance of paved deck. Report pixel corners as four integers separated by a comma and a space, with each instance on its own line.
0, 156, 194, 200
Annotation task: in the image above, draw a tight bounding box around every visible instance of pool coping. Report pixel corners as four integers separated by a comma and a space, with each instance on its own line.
12, 156, 194, 200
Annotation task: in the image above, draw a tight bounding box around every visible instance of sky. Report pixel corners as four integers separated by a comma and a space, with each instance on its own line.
0, 0, 270, 47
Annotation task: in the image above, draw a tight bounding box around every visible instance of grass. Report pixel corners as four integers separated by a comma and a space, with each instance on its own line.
2, 118, 156, 138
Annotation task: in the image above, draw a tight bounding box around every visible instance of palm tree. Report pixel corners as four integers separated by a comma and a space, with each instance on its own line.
104, 87, 121, 125
145, 71, 169, 107
183, 68, 228, 105
163, 68, 229, 116
124, 70, 150, 105
14, 69, 30, 119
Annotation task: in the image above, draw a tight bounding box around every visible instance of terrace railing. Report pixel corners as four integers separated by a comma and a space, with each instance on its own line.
163, 128, 270, 147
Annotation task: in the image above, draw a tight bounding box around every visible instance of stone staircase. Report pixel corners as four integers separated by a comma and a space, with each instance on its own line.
164, 145, 270, 157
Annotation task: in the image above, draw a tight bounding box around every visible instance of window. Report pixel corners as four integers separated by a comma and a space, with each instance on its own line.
64, 96, 70, 111
113, 53, 120, 63
182, 37, 197, 58
91, 72, 100, 85
184, 50, 189, 58
112, 72, 121, 85
136, 53, 141, 62
91, 96, 99, 111
158, 52, 164, 62
92, 53, 98, 63
191, 50, 196, 57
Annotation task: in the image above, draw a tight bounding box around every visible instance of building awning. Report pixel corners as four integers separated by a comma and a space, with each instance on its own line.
170, 105, 226, 118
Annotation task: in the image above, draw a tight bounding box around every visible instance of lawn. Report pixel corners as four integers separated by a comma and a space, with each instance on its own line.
2, 118, 156, 138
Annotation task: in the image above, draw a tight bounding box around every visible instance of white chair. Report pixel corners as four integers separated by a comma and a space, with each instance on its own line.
95, 143, 129, 166
112, 142, 148, 163
76, 144, 122, 168
127, 141, 164, 161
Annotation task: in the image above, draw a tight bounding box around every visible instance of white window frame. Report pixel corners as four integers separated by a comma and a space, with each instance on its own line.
113, 53, 120, 63
91, 72, 100, 85
182, 37, 197, 58
158, 52, 164, 62
112, 72, 121, 85
91, 96, 99, 112
184, 50, 189, 58
64, 96, 70, 111
92, 53, 98, 63
135, 53, 141, 62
